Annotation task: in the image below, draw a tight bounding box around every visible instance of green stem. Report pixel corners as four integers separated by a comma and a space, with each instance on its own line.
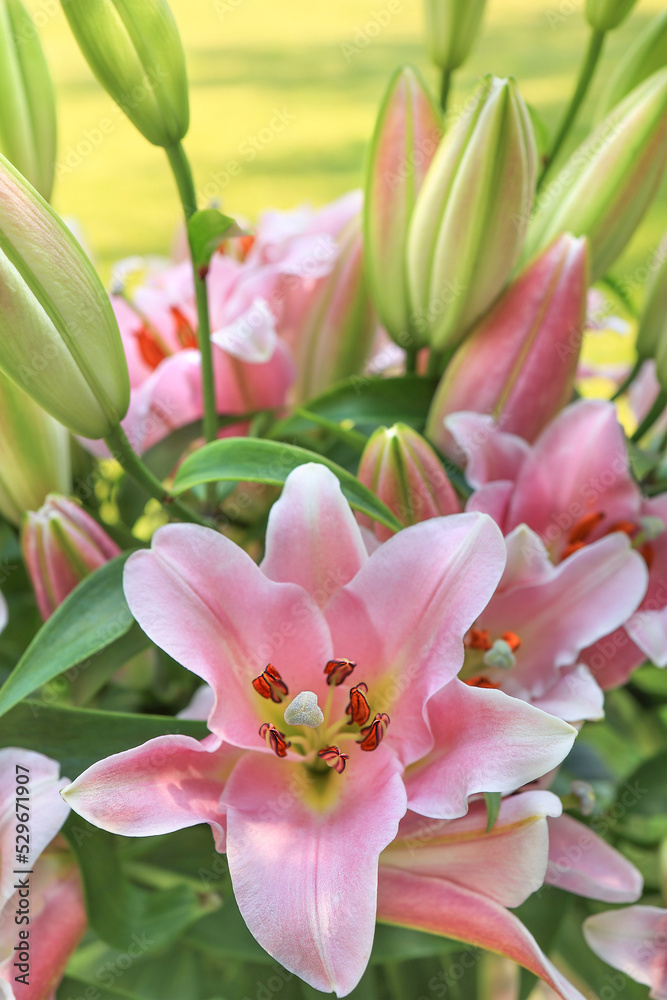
427, 349, 444, 377
538, 29, 606, 190
405, 347, 418, 374
105, 425, 212, 527
165, 142, 218, 447
631, 389, 667, 443
439, 68, 452, 115
610, 356, 643, 401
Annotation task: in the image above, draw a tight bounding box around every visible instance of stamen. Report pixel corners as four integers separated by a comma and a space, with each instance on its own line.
483, 639, 516, 671
501, 631, 521, 652
346, 682, 371, 727
283, 691, 324, 729
252, 664, 289, 703
324, 658, 356, 686
466, 628, 492, 651
171, 307, 198, 349
318, 746, 349, 774
464, 676, 501, 689
604, 519, 637, 538
358, 713, 390, 751
259, 723, 291, 758
561, 540, 586, 561
568, 511, 605, 544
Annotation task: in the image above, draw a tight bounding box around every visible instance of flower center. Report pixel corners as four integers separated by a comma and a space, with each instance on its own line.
460, 628, 522, 687
561, 510, 664, 568
252, 660, 390, 774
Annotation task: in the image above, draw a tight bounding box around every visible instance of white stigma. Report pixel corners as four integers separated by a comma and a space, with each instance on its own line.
284, 691, 324, 729
640, 515, 666, 541
483, 639, 516, 671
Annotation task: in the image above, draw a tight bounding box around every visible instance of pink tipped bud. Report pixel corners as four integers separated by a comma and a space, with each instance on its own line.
358, 423, 460, 542
426, 234, 589, 450
21, 495, 121, 619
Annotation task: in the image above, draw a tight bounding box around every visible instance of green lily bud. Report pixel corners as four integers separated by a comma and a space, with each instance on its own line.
424, 0, 487, 72
0, 152, 130, 438
407, 75, 537, 352
364, 65, 441, 349
526, 69, 667, 282
637, 233, 667, 362
598, 11, 667, 118
0, 371, 71, 526
0, 0, 57, 199
585, 0, 639, 32
60, 0, 189, 148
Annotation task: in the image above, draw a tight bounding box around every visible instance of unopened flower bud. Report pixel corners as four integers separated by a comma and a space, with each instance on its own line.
357, 423, 460, 542
636, 233, 667, 363
0, 0, 57, 199
585, 0, 639, 32
426, 234, 589, 449
598, 10, 667, 118
526, 69, 667, 282
21, 495, 120, 619
364, 65, 441, 349
0, 152, 130, 438
0, 371, 71, 526
424, 0, 487, 72
60, 0, 189, 147
407, 76, 537, 351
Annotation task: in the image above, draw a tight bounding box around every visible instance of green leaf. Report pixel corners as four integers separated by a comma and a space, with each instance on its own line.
58, 978, 145, 1000
484, 791, 502, 832
172, 437, 403, 532
188, 208, 245, 275
67, 624, 150, 706
0, 702, 206, 778
0, 554, 137, 719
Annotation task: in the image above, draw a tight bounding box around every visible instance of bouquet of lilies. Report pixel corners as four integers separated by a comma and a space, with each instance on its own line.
1, 0, 667, 997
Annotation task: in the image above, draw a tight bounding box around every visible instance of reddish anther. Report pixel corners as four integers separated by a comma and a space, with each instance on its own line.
136, 327, 168, 370
464, 676, 501, 689
259, 723, 291, 758
171, 307, 198, 350
252, 664, 289, 703
318, 746, 349, 774
357, 713, 390, 751
641, 543, 655, 571
325, 658, 357, 686
501, 631, 522, 652
466, 628, 492, 651
346, 682, 370, 727
561, 540, 587, 561
605, 519, 638, 538
568, 510, 605, 544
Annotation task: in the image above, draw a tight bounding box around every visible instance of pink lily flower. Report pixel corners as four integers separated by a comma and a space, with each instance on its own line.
0, 748, 85, 1000
22, 494, 121, 620
62, 464, 577, 996
444, 400, 659, 688
584, 905, 667, 999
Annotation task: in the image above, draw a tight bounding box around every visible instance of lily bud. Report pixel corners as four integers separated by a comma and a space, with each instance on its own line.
598, 11, 667, 118
426, 234, 589, 449
60, 0, 189, 148
291, 214, 377, 402
637, 233, 667, 362
0, 152, 130, 438
585, 0, 639, 32
526, 69, 667, 282
0, 371, 71, 526
407, 76, 537, 352
0, 0, 57, 199
357, 423, 460, 542
364, 66, 441, 349
22, 495, 120, 619
424, 0, 487, 72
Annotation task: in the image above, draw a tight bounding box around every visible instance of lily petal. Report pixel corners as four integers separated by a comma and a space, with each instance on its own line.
377, 868, 587, 1000
405, 681, 576, 818
223, 746, 407, 997
583, 906, 667, 999
261, 464, 367, 606
62, 734, 239, 850
546, 813, 643, 903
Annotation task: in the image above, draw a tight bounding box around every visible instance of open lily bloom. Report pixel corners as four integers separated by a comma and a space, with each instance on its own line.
460, 523, 647, 720
445, 400, 662, 688
584, 905, 667, 999
0, 749, 85, 1000
90, 192, 362, 455
63, 464, 578, 996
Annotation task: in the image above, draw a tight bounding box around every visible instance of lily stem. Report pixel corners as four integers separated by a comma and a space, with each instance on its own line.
538, 29, 605, 190
440, 68, 452, 115
610, 356, 643, 401
105, 425, 212, 528
631, 389, 667, 443
165, 142, 218, 448
405, 347, 418, 374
